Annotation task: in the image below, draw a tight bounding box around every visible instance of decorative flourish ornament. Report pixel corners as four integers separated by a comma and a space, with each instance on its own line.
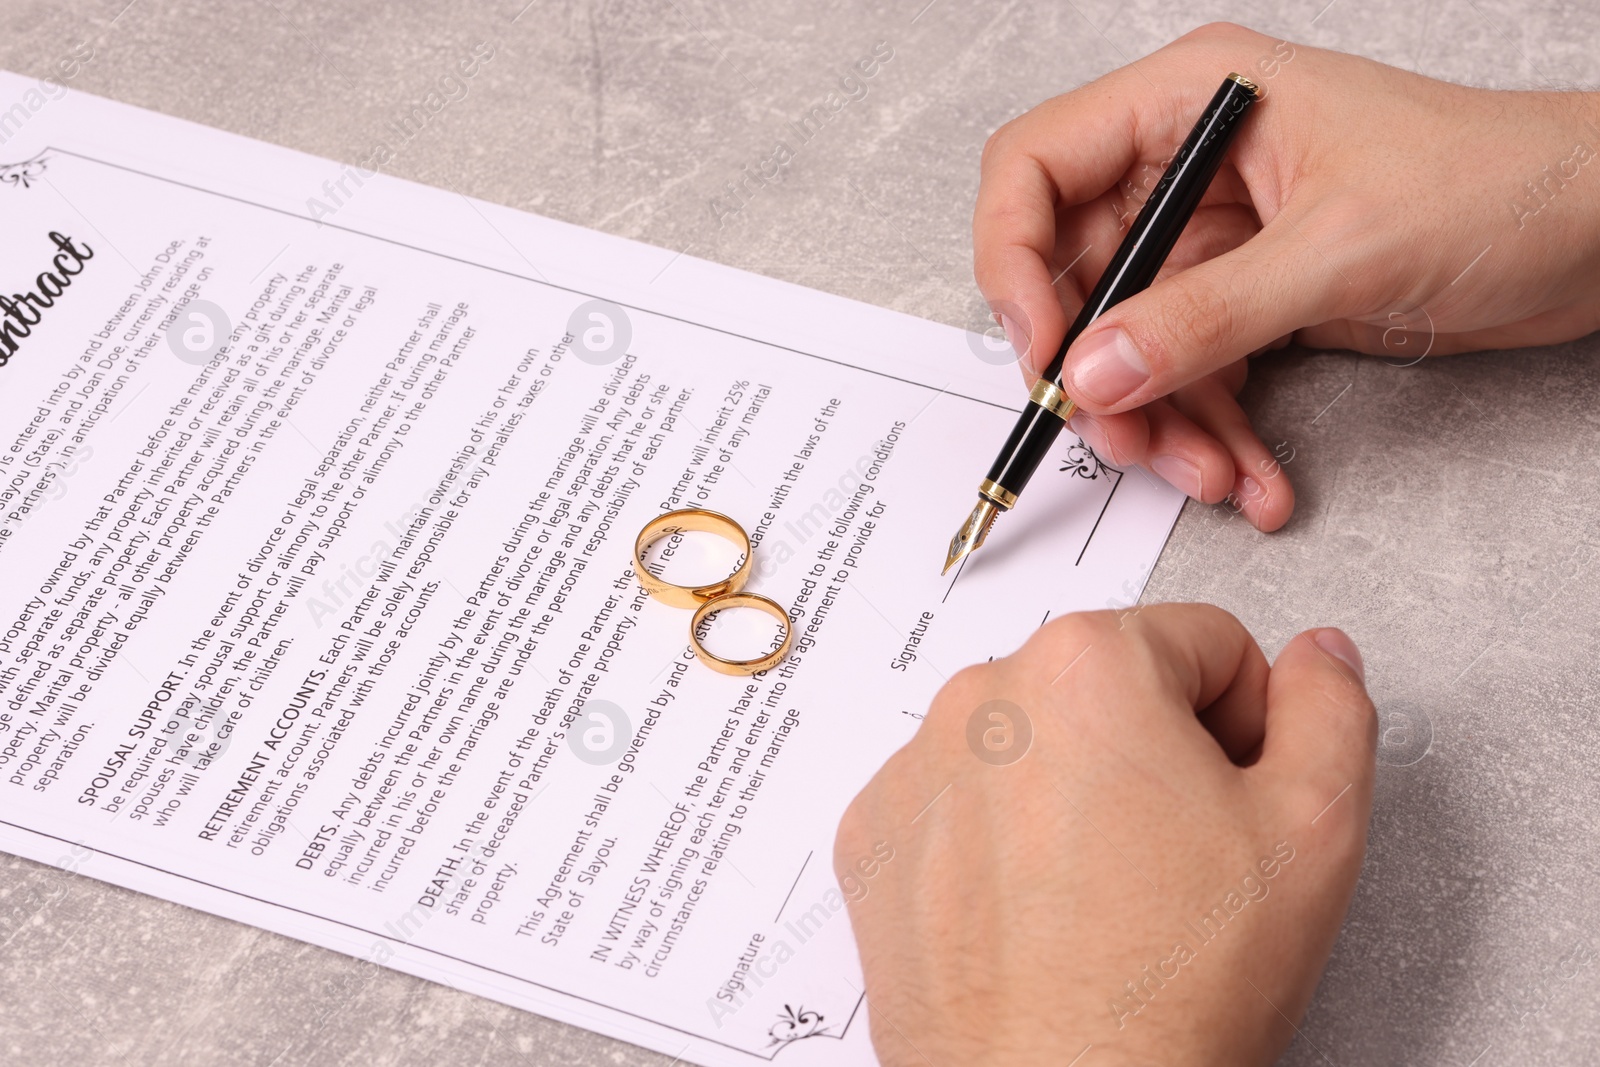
1060, 441, 1110, 480
768, 1004, 829, 1048
0, 152, 51, 189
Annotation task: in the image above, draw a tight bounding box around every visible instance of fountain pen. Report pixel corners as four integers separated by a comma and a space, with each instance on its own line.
944, 72, 1262, 574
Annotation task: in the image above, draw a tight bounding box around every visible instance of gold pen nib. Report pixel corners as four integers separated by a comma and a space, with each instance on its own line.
943, 497, 1001, 575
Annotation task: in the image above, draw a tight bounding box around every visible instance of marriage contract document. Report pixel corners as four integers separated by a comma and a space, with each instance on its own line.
0, 72, 1183, 1065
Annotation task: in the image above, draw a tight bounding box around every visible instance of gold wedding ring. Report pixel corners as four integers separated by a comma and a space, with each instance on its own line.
633, 508, 753, 609
635, 509, 795, 675
689, 592, 795, 676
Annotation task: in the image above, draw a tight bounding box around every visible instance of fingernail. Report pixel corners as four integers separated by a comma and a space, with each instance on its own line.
1312, 628, 1366, 683
1150, 454, 1203, 499
1068, 413, 1112, 460
1067, 329, 1149, 406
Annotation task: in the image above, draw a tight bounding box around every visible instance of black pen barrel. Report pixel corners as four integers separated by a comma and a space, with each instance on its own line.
983, 401, 1062, 498
982, 73, 1260, 505
1040, 73, 1260, 384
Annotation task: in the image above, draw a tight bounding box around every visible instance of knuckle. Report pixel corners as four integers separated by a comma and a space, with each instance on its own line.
923, 662, 1005, 737
946, 660, 996, 695
1178, 21, 1258, 45
1309, 668, 1379, 741
834, 800, 869, 868
1140, 275, 1237, 367
1219, 357, 1249, 394
1350, 688, 1380, 753
982, 195, 1043, 235
1302, 785, 1370, 865
980, 120, 1018, 169
974, 202, 1046, 263
1033, 611, 1121, 657
1020, 611, 1129, 679
934, 662, 997, 713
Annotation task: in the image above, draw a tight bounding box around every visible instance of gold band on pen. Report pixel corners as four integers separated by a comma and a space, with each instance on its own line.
633, 508, 752, 609
1028, 378, 1077, 422
1226, 72, 1262, 97
977, 478, 1017, 509
689, 592, 794, 676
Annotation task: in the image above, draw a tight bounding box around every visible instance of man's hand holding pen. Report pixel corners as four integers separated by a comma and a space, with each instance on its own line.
972, 22, 1600, 532
843, 19, 1600, 1066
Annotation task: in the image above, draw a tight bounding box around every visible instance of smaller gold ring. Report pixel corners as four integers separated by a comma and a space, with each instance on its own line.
689, 593, 794, 676
1028, 378, 1077, 422
634, 509, 752, 609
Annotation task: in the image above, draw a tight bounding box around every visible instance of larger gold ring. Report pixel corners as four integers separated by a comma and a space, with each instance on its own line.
689, 592, 794, 676
634, 509, 753, 609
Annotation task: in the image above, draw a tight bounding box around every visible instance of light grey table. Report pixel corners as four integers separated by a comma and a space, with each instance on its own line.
2, 1, 1596, 1063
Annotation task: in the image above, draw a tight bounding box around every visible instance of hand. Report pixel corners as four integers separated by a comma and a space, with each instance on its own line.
835, 605, 1377, 1066
974, 22, 1600, 530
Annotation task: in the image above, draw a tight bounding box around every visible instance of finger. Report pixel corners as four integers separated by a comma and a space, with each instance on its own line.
1069, 401, 1232, 504
973, 154, 1069, 378
1213, 356, 1249, 394
1250, 629, 1378, 832
1032, 190, 1261, 381
1170, 373, 1296, 531
1195, 637, 1272, 765
1113, 603, 1265, 718
1066, 408, 1149, 469
973, 63, 1214, 381
1047, 196, 1254, 299
1062, 223, 1345, 413
1049, 198, 1124, 304
1142, 400, 1234, 504
1026, 268, 1085, 383
1051, 196, 1260, 313
1001, 46, 1271, 211
1151, 201, 1262, 281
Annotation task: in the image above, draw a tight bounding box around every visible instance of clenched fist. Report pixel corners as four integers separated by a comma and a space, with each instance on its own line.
837, 604, 1376, 1066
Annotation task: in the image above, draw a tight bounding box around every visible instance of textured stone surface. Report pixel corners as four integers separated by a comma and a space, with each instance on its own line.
1, 1, 1597, 1064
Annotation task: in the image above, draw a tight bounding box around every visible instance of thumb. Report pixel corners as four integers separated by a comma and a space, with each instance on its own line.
1251, 628, 1378, 840
1062, 223, 1342, 414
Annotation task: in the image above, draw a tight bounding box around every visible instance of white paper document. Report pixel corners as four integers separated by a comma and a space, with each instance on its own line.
0, 72, 1183, 1066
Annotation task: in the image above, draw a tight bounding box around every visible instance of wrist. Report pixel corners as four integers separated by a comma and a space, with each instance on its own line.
1576, 93, 1600, 321
1517, 91, 1600, 318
